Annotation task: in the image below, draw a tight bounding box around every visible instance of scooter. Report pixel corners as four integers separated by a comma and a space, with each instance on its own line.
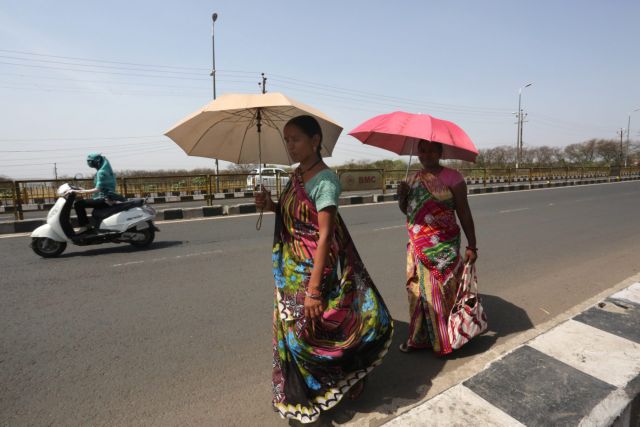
30, 183, 159, 258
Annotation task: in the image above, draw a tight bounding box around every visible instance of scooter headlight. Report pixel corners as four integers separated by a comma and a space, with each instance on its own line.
142, 205, 156, 216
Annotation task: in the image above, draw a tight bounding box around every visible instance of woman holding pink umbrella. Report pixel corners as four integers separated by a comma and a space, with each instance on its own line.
396, 140, 477, 355
350, 111, 479, 355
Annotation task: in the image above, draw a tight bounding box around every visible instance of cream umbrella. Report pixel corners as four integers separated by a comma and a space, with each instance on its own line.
165, 92, 343, 228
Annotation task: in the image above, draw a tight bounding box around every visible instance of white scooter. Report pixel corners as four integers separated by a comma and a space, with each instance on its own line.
30, 183, 159, 258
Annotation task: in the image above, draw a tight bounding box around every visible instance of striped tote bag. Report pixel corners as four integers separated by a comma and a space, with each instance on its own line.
447, 263, 488, 350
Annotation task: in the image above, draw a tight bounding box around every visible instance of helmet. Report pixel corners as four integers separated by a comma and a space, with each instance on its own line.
87, 153, 103, 169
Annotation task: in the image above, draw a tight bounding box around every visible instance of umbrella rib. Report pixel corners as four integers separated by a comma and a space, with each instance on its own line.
190, 112, 228, 155
264, 107, 293, 123
237, 110, 258, 164
262, 113, 292, 164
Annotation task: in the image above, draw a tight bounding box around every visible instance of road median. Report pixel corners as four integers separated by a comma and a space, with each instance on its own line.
2, 177, 638, 235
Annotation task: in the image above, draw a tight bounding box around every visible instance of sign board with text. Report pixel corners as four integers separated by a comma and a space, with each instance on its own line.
338, 170, 384, 191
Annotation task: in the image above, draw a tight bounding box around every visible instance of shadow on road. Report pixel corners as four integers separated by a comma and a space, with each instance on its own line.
315, 294, 533, 425
57, 240, 184, 257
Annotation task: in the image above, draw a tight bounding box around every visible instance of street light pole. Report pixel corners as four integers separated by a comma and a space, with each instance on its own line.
211, 12, 218, 100
210, 12, 220, 188
618, 128, 625, 166
515, 83, 532, 169
627, 108, 640, 167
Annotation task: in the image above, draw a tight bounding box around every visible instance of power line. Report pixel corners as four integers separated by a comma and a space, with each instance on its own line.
0, 60, 210, 81
0, 48, 210, 72
0, 71, 208, 90
0, 54, 207, 76
0, 136, 161, 143
269, 74, 512, 114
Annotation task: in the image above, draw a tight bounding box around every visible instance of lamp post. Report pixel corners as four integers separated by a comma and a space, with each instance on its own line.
626, 107, 640, 167
211, 12, 220, 188
211, 12, 218, 100
515, 82, 533, 169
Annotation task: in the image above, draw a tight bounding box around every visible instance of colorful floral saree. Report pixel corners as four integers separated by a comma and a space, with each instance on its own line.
405, 170, 463, 356
271, 172, 393, 423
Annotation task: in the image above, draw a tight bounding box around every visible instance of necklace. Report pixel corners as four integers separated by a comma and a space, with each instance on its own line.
299, 157, 323, 175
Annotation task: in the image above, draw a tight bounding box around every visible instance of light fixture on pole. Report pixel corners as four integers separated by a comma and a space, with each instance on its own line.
515, 82, 533, 169
626, 107, 640, 167
210, 12, 220, 189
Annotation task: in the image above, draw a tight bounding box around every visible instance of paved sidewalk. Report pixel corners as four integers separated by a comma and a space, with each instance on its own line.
383, 280, 640, 426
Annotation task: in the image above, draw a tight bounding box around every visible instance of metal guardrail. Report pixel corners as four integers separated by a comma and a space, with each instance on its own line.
3, 166, 639, 220
0, 181, 16, 217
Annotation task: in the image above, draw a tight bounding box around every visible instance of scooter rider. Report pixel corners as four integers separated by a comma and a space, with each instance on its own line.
73, 153, 125, 233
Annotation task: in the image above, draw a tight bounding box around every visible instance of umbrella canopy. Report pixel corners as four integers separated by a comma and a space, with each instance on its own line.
349, 111, 478, 162
165, 92, 343, 165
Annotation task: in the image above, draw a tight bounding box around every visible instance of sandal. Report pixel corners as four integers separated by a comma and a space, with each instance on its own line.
348, 377, 367, 400
399, 342, 421, 353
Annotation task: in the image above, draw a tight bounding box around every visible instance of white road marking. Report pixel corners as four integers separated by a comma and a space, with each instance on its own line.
539, 307, 551, 315
112, 260, 144, 267
111, 250, 223, 268
0, 232, 30, 239
373, 225, 405, 231
499, 207, 530, 214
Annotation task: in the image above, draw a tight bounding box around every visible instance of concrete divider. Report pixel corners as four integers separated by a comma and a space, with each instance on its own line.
0, 221, 16, 234
203, 206, 225, 217
2, 177, 639, 235
162, 209, 183, 220
374, 194, 398, 202
228, 203, 257, 215
339, 195, 374, 205
181, 207, 203, 219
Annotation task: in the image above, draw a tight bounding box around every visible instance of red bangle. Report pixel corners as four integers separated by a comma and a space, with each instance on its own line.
466, 246, 478, 252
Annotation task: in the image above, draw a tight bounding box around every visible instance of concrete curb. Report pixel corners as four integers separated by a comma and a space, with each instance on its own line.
2, 177, 639, 235
383, 279, 640, 427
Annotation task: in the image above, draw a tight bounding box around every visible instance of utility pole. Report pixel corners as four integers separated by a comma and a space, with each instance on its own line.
618, 128, 625, 166
210, 12, 220, 191
627, 108, 640, 167
258, 73, 267, 169
259, 72, 267, 94
515, 83, 532, 169
54, 163, 58, 180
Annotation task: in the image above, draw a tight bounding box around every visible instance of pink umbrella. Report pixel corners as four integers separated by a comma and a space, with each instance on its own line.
348, 111, 478, 163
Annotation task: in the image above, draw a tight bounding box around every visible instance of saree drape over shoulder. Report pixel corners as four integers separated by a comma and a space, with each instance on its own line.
271, 173, 393, 424
405, 170, 463, 356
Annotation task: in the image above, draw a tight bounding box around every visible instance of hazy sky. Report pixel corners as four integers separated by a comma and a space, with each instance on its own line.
1, 0, 639, 179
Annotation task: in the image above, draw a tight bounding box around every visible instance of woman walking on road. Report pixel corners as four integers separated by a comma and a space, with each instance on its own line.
397, 140, 477, 356
255, 115, 393, 424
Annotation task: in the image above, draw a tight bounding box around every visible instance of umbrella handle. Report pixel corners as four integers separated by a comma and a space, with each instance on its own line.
405, 140, 415, 180
256, 112, 263, 231
256, 208, 263, 230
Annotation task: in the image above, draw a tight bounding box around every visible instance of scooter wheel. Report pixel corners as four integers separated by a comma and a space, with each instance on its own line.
129, 227, 155, 248
31, 238, 67, 258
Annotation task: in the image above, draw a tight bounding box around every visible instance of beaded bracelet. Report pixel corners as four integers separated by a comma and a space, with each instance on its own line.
466, 246, 478, 252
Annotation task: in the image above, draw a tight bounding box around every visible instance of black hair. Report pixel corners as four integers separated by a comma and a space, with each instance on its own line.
286, 115, 323, 157
420, 139, 443, 155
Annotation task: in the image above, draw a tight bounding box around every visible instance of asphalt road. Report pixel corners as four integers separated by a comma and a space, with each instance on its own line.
1, 181, 639, 426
